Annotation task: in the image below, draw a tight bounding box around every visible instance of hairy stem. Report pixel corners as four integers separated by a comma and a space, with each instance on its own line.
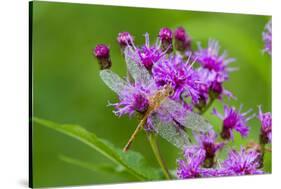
148, 133, 172, 180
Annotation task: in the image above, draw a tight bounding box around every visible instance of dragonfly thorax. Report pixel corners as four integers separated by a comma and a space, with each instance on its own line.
148, 84, 174, 111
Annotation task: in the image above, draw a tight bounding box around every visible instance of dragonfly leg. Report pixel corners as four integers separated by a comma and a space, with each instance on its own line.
123, 118, 146, 152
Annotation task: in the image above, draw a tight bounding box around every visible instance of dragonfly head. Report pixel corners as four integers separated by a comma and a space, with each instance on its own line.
163, 83, 174, 97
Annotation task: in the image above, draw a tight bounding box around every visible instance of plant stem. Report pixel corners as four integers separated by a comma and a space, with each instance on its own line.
148, 133, 172, 180
259, 138, 266, 168
200, 97, 215, 115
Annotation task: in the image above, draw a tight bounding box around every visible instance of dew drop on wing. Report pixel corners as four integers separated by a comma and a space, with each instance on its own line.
161, 98, 212, 132
150, 113, 191, 150
99, 69, 129, 96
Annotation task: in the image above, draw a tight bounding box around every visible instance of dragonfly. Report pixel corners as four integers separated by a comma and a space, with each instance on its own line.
99, 47, 212, 152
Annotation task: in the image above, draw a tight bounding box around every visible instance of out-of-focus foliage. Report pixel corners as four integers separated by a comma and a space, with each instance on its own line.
31, 1, 271, 187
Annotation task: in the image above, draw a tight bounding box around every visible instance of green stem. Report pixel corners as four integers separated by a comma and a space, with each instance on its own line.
148, 133, 172, 180
259, 136, 266, 168
200, 97, 215, 115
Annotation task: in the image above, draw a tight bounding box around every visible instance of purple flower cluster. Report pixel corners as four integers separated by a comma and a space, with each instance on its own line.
177, 146, 207, 178
262, 20, 272, 55
115, 29, 237, 113
222, 148, 263, 175
177, 146, 263, 179
93, 25, 271, 180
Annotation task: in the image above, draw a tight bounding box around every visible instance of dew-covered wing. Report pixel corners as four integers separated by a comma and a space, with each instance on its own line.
150, 113, 191, 150
161, 98, 212, 132
99, 69, 128, 96
124, 47, 152, 86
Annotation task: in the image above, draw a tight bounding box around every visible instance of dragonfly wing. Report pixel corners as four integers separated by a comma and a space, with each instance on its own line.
183, 111, 212, 132
124, 47, 152, 86
161, 98, 212, 132
150, 113, 191, 150
100, 69, 128, 96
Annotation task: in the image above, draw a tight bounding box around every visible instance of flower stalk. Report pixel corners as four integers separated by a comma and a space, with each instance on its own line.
199, 97, 215, 115
148, 133, 172, 180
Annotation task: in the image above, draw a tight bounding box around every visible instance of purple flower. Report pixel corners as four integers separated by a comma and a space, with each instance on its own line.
152, 55, 200, 104
177, 146, 206, 178
174, 27, 191, 51
117, 32, 134, 48
195, 130, 224, 167
195, 68, 235, 102
222, 148, 263, 175
262, 20, 272, 55
213, 105, 254, 140
258, 106, 272, 144
194, 40, 236, 99
177, 145, 223, 179
125, 33, 165, 70
195, 39, 235, 76
111, 82, 152, 117
93, 44, 111, 69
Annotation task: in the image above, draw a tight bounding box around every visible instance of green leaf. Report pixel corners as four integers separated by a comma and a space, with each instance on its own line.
33, 117, 163, 181
59, 155, 128, 175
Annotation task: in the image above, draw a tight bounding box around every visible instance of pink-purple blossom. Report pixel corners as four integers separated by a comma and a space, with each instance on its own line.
195, 39, 235, 76
111, 82, 152, 117
195, 130, 224, 167
194, 40, 235, 100
222, 148, 263, 175
213, 105, 254, 140
177, 146, 206, 178
177, 145, 224, 178
152, 55, 200, 104
125, 33, 165, 70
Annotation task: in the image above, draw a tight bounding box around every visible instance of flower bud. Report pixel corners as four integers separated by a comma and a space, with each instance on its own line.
258, 107, 272, 145
159, 27, 173, 53
117, 32, 134, 49
209, 81, 223, 99
93, 44, 111, 70
174, 27, 191, 52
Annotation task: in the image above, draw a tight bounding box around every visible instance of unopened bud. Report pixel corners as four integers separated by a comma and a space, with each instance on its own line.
174, 27, 191, 52
117, 32, 134, 49
209, 81, 223, 99
159, 27, 173, 53
93, 44, 111, 70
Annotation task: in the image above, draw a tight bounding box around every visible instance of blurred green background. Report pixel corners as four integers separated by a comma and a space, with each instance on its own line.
31, 1, 272, 187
